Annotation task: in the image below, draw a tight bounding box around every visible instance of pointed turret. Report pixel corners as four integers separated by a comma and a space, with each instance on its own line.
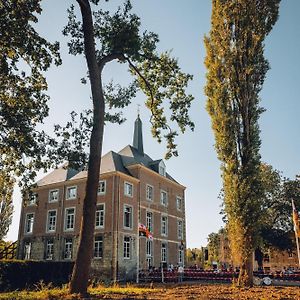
133, 113, 144, 155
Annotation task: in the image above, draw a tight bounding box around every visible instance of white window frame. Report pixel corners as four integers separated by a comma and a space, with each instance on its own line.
146, 211, 153, 233
160, 190, 168, 206
161, 242, 167, 263
64, 238, 73, 260
45, 240, 54, 260
46, 209, 57, 233
176, 196, 183, 211
123, 204, 133, 230
24, 213, 34, 234
24, 241, 32, 260
146, 239, 153, 268
94, 235, 103, 259
97, 180, 106, 195
95, 203, 105, 229
123, 236, 131, 259
158, 160, 166, 177
66, 186, 77, 200
48, 189, 59, 203
28, 193, 37, 206
146, 184, 154, 201
178, 247, 184, 265
124, 181, 133, 197
64, 207, 75, 231
178, 219, 183, 240
161, 215, 168, 237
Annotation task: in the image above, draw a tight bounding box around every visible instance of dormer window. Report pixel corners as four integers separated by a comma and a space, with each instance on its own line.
158, 160, 166, 177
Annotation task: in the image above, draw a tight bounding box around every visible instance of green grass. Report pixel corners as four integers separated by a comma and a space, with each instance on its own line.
0, 284, 158, 300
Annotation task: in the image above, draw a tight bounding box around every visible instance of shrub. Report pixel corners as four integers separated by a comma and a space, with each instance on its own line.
0, 260, 74, 291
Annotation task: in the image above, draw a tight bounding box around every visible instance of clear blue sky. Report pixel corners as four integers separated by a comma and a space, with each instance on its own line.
6, 0, 300, 248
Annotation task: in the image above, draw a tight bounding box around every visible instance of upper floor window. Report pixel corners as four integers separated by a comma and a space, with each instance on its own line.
160, 190, 168, 206
47, 210, 57, 232
146, 185, 153, 201
94, 235, 103, 258
161, 215, 168, 236
45, 240, 54, 260
64, 208, 75, 231
158, 160, 166, 177
124, 182, 133, 197
66, 186, 77, 200
25, 213, 34, 234
64, 238, 73, 260
28, 193, 37, 205
49, 189, 59, 202
178, 220, 183, 239
124, 205, 133, 229
176, 196, 183, 211
123, 236, 131, 259
146, 211, 153, 233
95, 204, 105, 228
98, 180, 106, 195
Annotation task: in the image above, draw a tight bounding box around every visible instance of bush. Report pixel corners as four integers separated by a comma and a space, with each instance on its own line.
0, 260, 74, 291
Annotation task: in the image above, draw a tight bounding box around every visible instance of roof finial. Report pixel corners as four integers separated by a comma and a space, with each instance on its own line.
137, 104, 141, 117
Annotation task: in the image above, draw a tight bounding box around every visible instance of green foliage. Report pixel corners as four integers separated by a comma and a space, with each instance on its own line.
62, 0, 194, 160
0, 0, 61, 191
0, 260, 73, 292
0, 172, 14, 240
204, 0, 280, 285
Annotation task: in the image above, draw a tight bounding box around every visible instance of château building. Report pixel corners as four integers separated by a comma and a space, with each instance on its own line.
17, 115, 186, 280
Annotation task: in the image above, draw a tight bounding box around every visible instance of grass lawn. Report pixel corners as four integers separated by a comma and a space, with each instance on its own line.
0, 283, 300, 299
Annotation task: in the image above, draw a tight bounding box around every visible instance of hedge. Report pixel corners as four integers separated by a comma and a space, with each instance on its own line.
0, 260, 74, 292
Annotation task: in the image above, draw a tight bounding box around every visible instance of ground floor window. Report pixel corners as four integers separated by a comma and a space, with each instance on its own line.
64, 238, 73, 260
45, 239, 54, 260
123, 236, 131, 259
23, 241, 31, 260
94, 235, 103, 258
161, 242, 167, 263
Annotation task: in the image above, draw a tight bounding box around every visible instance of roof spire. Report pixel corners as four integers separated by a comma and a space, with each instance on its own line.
133, 108, 144, 154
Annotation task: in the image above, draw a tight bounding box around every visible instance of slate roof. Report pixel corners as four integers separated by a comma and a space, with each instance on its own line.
37, 117, 179, 186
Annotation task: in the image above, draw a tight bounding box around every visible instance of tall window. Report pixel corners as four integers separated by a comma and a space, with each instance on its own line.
176, 196, 182, 211
66, 186, 77, 200
47, 210, 57, 232
146, 185, 153, 201
65, 208, 75, 231
45, 240, 54, 260
161, 242, 167, 263
161, 216, 168, 236
160, 190, 168, 206
64, 238, 73, 259
124, 205, 133, 229
49, 189, 59, 202
178, 220, 183, 239
146, 240, 153, 268
28, 193, 37, 205
98, 180, 106, 195
95, 204, 105, 228
25, 213, 34, 234
146, 211, 153, 233
124, 182, 133, 197
178, 248, 184, 265
24, 241, 31, 259
123, 236, 131, 259
94, 236, 103, 258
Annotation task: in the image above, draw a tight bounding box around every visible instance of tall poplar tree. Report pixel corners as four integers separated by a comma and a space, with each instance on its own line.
64, 0, 194, 294
204, 0, 280, 286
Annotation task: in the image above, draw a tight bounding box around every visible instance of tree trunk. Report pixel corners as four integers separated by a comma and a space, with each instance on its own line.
69, 0, 104, 295
237, 252, 253, 287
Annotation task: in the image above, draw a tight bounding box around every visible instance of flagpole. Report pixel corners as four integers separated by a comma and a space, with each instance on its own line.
291, 199, 300, 267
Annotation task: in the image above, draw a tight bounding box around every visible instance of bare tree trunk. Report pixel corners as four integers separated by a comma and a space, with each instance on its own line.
69, 0, 104, 295
238, 254, 253, 287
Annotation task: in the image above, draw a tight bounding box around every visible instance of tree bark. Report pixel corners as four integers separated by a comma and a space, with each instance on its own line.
237, 252, 253, 287
69, 0, 104, 295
